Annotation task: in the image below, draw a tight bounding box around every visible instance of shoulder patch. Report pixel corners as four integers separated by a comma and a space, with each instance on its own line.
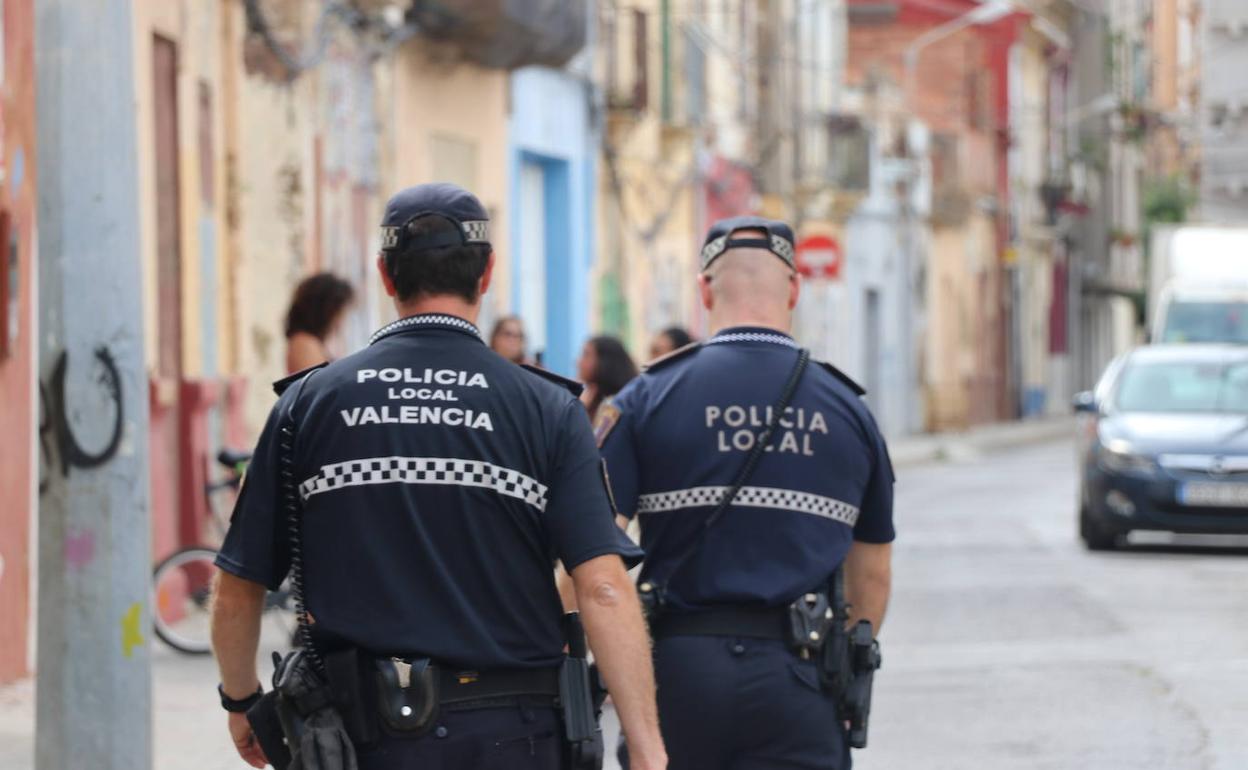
817, 360, 867, 397
642, 342, 701, 373
521, 364, 585, 398
593, 401, 622, 448
272, 362, 329, 396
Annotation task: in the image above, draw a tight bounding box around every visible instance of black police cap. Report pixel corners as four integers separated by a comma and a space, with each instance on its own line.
700, 215, 796, 271
378, 183, 491, 255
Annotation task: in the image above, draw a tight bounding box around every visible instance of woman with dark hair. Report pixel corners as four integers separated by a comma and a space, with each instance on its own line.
284, 272, 355, 373
648, 325, 695, 360
489, 315, 529, 365
577, 335, 639, 422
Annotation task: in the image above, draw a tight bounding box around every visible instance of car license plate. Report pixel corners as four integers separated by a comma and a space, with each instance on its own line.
1178, 482, 1248, 507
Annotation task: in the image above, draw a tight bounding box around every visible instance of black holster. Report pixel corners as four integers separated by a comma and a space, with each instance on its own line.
561, 612, 605, 770
322, 648, 382, 747
838, 622, 881, 749
805, 575, 882, 750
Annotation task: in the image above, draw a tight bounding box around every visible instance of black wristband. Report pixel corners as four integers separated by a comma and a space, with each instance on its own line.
218, 683, 264, 713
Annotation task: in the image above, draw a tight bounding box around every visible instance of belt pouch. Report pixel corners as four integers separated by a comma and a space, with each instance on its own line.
373, 657, 439, 734
324, 649, 380, 747
786, 592, 833, 656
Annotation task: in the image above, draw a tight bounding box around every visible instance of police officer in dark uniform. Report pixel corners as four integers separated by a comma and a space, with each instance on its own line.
211, 183, 668, 770
597, 217, 895, 770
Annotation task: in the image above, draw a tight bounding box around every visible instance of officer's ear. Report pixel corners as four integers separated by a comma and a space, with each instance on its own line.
697, 272, 714, 311
376, 255, 398, 298
788, 270, 800, 310
478, 251, 496, 298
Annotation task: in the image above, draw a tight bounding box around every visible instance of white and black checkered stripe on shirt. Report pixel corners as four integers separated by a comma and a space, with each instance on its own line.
369, 314, 482, 345
635, 485, 859, 527
300, 456, 549, 511
705, 332, 798, 348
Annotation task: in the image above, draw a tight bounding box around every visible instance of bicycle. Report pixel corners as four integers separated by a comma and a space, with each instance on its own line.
151, 448, 298, 655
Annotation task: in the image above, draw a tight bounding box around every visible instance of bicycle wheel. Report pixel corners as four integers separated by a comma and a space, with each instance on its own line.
152, 547, 219, 655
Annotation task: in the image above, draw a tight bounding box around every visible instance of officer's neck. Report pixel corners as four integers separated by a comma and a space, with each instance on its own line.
709, 312, 792, 337
393, 295, 481, 327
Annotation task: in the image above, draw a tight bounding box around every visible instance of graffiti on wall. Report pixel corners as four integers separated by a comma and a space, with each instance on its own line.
38, 346, 125, 494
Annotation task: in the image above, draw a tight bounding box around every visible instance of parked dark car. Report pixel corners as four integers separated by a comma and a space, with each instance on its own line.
1075, 344, 1248, 550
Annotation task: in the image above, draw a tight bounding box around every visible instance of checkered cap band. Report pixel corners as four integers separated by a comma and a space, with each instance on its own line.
770, 234, 795, 265
699, 234, 796, 270
636, 485, 860, 527
379, 219, 490, 251
380, 226, 402, 250
461, 220, 490, 243
699, 235, 729, 268
300, 456, 549, 511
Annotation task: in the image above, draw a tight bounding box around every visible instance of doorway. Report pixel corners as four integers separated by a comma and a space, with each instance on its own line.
515, 155, 572, 373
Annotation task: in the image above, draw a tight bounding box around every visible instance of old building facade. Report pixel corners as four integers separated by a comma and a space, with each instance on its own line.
0, 0, 36, 684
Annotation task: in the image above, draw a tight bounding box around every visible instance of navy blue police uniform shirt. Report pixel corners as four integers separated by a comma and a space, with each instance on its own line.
598, 327, 895, 612
216, 313, 642, 669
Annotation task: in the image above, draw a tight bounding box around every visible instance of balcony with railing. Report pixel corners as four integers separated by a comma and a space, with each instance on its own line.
408, 0, 588, 69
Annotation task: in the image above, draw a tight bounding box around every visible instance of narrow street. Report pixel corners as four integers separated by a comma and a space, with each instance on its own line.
861, 439, 1248, 770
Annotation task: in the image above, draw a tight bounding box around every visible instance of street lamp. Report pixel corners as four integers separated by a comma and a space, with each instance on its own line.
903, 0, 1015, 101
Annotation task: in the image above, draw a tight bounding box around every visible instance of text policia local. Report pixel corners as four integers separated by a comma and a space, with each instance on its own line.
705, 405, 829, 456
343, 368, 495, 431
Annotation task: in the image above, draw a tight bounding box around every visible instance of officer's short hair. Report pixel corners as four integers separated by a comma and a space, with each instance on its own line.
386, 214, 491, 303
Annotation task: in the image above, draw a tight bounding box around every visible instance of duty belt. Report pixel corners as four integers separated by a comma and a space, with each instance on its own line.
433, 665, 561, 709
650, 606, 789, 642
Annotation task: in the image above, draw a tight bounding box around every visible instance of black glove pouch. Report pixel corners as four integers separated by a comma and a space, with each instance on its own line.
274, 650, 359, 770
247, 689, 293, 770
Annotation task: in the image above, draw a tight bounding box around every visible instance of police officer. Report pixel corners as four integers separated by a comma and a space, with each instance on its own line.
211, 183, 668, 770
597, 217, 895, 770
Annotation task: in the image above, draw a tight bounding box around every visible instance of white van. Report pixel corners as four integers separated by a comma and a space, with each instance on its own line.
1150, 226, 1248, 344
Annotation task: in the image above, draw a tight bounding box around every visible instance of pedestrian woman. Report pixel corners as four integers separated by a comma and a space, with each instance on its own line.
577, 335, 638, 422
489, 315, 529, 364
648, 325, 695, 361
284, 272, 355, 373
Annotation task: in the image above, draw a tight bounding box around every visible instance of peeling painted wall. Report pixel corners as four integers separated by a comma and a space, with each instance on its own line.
0, 0, 35, 685
381, 39, 511, 332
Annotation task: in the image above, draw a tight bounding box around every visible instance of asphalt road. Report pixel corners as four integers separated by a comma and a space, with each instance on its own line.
857, 438, 1248, 770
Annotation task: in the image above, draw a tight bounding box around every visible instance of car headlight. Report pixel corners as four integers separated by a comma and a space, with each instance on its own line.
1098, 447, 1159, 477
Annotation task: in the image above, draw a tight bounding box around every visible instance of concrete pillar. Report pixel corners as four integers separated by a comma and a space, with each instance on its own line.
34, 1, 152, 768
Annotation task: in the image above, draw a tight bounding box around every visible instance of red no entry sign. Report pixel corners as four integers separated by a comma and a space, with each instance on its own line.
795, 235, 842, 280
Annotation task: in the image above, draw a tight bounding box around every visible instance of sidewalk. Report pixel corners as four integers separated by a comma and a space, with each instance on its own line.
0, 418, 1072, 769
888, 416, 1074, 469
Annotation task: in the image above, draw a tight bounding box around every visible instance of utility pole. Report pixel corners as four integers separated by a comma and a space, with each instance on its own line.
34, 2, 152, 768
